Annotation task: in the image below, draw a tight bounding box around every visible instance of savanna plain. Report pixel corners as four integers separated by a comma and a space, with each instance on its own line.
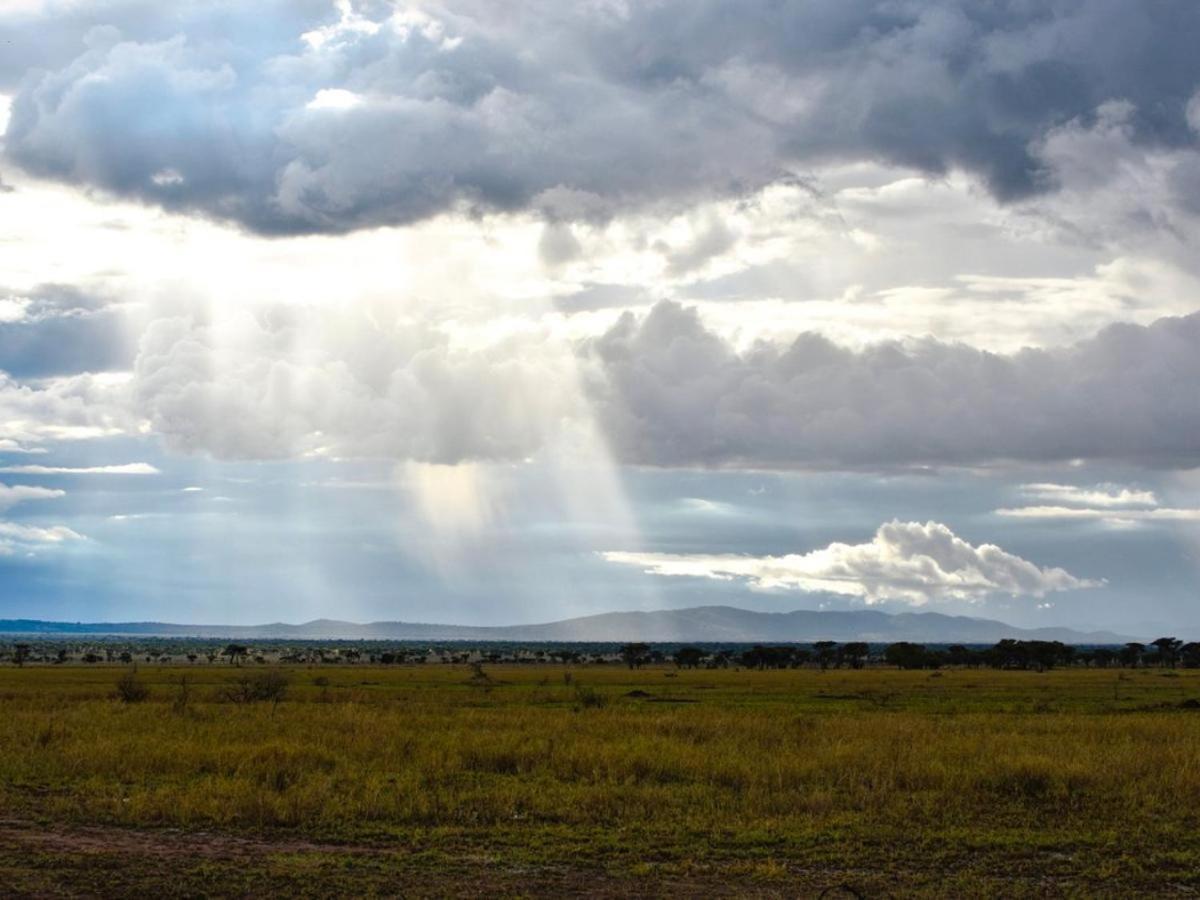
2, 663, 1199, 897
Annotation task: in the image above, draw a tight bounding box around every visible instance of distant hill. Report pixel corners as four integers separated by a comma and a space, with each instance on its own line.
0, 607, 1134, 643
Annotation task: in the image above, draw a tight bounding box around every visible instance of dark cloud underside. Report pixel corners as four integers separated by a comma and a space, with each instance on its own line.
4, 0, 1200, 234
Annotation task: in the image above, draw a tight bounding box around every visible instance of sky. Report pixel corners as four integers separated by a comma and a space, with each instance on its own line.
1, 0, 1200, 635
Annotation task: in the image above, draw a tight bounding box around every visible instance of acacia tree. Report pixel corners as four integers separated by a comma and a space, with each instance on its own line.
1152, 637, 1183, 669
673, 646, 705, 669
13, 643, 30, 667
1120, 642, 1146, 668
222, 644, 249, 666
884, 642, 929, 670
813, 641, 838, 671
620, 643, 651, 669
841, 642, 869, 670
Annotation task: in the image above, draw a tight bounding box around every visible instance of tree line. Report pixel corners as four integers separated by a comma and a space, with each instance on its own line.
620, 637, 1200, 671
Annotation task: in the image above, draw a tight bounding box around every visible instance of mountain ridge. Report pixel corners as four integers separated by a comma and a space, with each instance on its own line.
0, 606, 1136, 643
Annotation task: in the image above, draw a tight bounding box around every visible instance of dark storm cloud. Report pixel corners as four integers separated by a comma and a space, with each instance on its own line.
4, 0, 1200, 234
583, 301, 1200, 470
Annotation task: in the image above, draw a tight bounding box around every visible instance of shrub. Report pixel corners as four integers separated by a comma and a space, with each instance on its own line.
115, 670, 150, 704
221, 669, 290, 704
574, 684, 608, 709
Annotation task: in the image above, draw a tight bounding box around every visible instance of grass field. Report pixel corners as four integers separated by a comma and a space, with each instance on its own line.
2, 663, 1200, 897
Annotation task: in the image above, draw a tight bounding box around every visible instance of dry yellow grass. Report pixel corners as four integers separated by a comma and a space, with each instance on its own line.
2, 663, 1199, 895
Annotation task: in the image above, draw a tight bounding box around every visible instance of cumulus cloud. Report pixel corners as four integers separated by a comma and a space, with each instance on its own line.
104, 296, 1200, 469
5, 1, 1200, 233
582, 301, 1200, 469
603, 520, 1097, 605
131, 305, 581, 462
0, 370, 134, 445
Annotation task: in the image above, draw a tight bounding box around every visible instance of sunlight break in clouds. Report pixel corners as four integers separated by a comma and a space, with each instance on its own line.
603, 521, 1099, 606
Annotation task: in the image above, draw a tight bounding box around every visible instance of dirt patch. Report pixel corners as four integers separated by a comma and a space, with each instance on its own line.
0, 818, 382, 861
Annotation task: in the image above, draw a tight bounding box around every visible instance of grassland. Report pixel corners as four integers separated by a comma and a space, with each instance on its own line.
2, 663, 1199, 897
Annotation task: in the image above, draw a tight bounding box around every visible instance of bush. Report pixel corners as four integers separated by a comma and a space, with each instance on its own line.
115, 670, 150, 704
221, 669, 290, 704
574, 684, 608, 709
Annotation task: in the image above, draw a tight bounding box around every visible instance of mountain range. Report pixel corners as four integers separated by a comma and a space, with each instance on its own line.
0, 606, 1135, 643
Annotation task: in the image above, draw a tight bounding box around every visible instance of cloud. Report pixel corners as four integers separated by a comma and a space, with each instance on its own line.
105, 296, 1200, 470
996, 481, 1200, 527
5, 2, 1200, 233
0, 284, 137, 377
994, 480, 1200, 527
602, 520, 1097, 605
582, 301, 1200, 469
996, 505, 1200, 526
1018, 483, 1158, 508
131, 306, 581, 462
0, 440, 44, 454
0, 520, 84, 556
0, 463, 159, 475
0, 370, 134, 445
0, 482, 64, 510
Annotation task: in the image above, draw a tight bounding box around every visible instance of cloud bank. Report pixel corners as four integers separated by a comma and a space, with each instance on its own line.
112, 298, 1200, 469
583, 301, 1200, 469
6, 1, 1200, 233
603, 520, 1097, 605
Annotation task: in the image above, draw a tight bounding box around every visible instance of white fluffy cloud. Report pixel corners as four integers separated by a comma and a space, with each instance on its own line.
132, 305, 582, 462
0, 370, 133, 447
603, 520, 1097, 606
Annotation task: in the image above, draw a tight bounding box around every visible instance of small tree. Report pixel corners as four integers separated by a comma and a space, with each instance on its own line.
13, 643, 30, 667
